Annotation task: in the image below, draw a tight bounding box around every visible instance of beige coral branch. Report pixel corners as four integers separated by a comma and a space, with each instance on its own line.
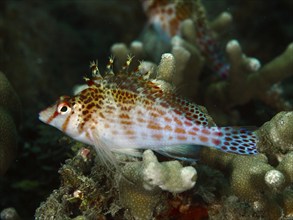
199, 111, 293, 219
204, 42, 293, 113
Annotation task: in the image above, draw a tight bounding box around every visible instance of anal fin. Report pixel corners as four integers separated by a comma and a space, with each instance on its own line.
155, 145, 203, 161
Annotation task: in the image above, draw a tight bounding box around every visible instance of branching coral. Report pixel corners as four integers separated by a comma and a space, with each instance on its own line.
37, 48, 293, 219
199, 112, 293, 219
111, 0, 293, 125
142, 150, 197, 193
205, 42, 293, 117
0, 71, 21, 175
119, 150, 197, 219
256, 111, 293, 161
118, 152, 164, 220
199, 149, 292, 219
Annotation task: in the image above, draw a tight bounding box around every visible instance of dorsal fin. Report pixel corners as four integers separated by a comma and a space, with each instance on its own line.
105, 56, 115, 77
86, 56, 209, 126
121, 54, 134, 73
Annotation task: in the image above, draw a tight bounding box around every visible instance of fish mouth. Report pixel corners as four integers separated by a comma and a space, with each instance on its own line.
39, 106, 56, 124
39, 109, 49, 123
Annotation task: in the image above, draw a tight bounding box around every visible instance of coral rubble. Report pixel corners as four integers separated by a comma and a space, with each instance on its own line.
35, 147, 113, 220
35, 147, 198, 220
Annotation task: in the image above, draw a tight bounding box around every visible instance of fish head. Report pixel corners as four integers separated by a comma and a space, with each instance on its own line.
39, 95, 82, 139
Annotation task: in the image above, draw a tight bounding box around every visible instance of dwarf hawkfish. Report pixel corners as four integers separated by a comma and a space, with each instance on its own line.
39, 56, 258, 165
141, 0, 230, 78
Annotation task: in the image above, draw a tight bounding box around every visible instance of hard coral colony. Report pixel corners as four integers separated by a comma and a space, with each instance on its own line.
36, 0, 293, 220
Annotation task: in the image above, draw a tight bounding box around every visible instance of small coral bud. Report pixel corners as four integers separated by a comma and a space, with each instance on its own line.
247, 58, 261, 71
264, 169, 285, 191
210, 12, 233, 32
111, 43, 128, 63
180, 19, 196, 41
220, 12, 232, 23
73, 189, 83, 198
253, 200, 265, 212
171, 36, 184, 47
226, 39, 244, 65
226, 40, 241, 55
130, 41, 143, 57
171, 45, 191, 78
157, 53, 175, 83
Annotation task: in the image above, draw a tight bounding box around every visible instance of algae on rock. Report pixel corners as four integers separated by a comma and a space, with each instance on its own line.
0, 71, 21, 175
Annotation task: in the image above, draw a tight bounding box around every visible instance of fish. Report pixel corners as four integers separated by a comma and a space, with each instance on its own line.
141, 0, 194, 40
39, 57, 258, 165
141, 0, 230, 78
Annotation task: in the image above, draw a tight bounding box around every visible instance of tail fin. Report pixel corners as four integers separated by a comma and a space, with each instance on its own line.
213, 127, 258, 155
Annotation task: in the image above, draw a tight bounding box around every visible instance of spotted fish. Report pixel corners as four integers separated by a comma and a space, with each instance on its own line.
141, 0, 193, 39
39, 57, 257, 164
141, 0, 230, 78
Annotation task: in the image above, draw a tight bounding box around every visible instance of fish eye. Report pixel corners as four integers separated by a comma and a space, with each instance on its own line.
57, 103, 71, 115
60, 106, 68, 112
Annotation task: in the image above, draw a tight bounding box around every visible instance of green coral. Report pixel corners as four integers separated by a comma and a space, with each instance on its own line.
0, 71, 21, 175
199, 112, 293, 219
119, 150, 197, 220
119, 160, 163, 220
256, 111, 293, 161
